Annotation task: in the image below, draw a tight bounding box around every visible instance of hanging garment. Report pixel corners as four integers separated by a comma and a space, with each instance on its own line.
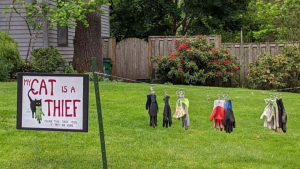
276, 99, 283, 129
149, 94, 158, 127
260, 100, 278, 131
146, 95, 151, 112
210, 100, 226, 130
173, 99, 186, 119
260, 103, 275, 130
223, 100, 235, 133
181, 98, 190, 130
274, 100, 279, 131
146, 94, 159, 128
277, 98, 287, 133
146, 94, 151, 125
163, 96, 172, 128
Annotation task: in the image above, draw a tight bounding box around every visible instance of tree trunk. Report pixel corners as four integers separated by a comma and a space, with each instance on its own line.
73, 12, 103, 72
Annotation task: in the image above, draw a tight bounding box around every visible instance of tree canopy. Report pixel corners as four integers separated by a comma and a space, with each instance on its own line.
242, 0, 300, 42
110, 0, 250, 42
110, 0, 300, 43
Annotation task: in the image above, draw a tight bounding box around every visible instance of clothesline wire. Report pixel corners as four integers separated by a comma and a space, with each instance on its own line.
95, 72, 294, 134
94, 72, 300, 94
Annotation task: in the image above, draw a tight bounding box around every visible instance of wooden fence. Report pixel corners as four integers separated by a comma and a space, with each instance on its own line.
101, 36, 299, 86
101, 36, 221, 80
222, 42, 300, 86
116, 38, 149, 80
148, 36, 222, 56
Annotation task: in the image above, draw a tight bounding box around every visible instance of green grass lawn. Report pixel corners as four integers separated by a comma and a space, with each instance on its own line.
1, 81, 300, 169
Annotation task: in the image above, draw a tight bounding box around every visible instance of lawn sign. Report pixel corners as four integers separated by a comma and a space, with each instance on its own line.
16, 73, 89, 132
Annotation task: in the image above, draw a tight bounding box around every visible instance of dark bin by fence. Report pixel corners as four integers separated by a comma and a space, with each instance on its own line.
103, 58, 112, 79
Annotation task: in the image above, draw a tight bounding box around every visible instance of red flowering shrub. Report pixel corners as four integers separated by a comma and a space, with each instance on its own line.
176, 43, 187, 51
151, 35, 240, 86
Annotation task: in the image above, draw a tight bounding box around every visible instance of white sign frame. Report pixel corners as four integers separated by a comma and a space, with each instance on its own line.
16, 73, 89, 132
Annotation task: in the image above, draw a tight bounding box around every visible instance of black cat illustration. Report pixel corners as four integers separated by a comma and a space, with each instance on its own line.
28, 88, 42, 119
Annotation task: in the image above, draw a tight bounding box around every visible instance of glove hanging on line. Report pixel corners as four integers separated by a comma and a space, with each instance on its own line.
210, 100, 225, 131
223, 100, 235, 133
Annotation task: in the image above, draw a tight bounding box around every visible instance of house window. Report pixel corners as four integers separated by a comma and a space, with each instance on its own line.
57, 25, 68, 47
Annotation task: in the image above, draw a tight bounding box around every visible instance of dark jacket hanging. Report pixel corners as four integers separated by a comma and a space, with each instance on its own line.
276, 98, 287, 133
163, 96, 172, 128
146, 94, 158, 128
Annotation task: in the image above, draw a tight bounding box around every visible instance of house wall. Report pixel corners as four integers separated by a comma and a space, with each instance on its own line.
0, 0, 110, 62
101, 5, 110, 38
48, 0, 75, 62
0, 0, 44, 60
48, 0, 111, 62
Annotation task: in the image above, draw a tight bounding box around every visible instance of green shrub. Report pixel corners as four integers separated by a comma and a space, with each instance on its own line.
64, 65, 78, 74
0, 59, 9, 82
30, 47, 65, 73
9, 61, 33, 79
15, 61, 33, 73
247, 45, 300, 90
151, 35, 240, 86
0, 31, 23, 77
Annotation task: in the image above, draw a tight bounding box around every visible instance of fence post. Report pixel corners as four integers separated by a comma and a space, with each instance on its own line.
91, 57, 108, 169
239, 43, 244, 86
148, 37, 153, 78
111, 37, 117, 80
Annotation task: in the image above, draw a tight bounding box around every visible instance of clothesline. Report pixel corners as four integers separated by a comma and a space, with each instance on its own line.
95, 72, 291, 134
94, 72, 300, 93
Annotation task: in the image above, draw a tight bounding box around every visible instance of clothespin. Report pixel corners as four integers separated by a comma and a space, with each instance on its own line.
150, 84, 155, 94
217, 91, 221, 100
223, 91, 228, 101
206, 91, 210, 103
227, 92, 230, 100
269, 92, 273, 100
222, 92, 226, 100
177, 88, 185, 99
275, 91, 279, 99
176, 89, 179, 98
279, 93, 282, 99
180, 89, 184, 98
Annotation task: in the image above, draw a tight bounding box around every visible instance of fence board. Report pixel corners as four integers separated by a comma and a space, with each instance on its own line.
142, 40, 148, 78
148, 37, 152, 77
115, 38, 148, 80
111, 38, 116, 79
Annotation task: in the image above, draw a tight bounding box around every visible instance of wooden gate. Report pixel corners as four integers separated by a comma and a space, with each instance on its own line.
116, 38, 149, 80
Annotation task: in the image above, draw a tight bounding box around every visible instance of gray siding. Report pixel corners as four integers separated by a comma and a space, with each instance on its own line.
0, 0, 44, 60
101, 5, 110, 38
0, 0, 110, 62
48, 0, 75, 62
